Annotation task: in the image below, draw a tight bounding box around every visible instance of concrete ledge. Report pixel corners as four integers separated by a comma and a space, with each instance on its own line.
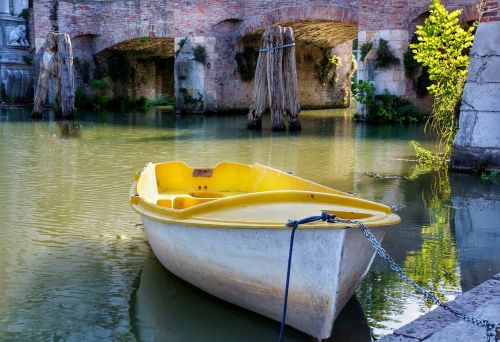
450, 146, 500, 172
380, 273, 500, 341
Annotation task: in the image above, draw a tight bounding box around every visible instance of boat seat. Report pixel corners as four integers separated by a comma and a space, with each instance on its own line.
156, 195, 217, 209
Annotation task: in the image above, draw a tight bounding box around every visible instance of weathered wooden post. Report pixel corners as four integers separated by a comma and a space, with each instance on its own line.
267, 26, 286, 131
33, 0, 75, 118
247, 25, 300, 131
282, 27, 301, 130
247, 34, 268, 129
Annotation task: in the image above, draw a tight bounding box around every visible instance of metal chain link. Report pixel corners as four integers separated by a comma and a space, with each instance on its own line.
327, 215, 500, 342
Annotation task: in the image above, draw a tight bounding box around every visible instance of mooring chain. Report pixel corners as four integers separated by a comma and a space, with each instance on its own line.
331, 216, 500, 342
279, 212, 500, 342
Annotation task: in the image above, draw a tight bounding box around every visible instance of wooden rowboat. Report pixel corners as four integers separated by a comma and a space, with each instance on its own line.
130, 161, 400, 340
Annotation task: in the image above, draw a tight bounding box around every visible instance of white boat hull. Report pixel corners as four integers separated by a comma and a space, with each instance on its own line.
142, 217, 385, 340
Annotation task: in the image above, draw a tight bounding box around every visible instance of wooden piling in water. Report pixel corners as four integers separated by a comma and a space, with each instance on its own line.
282, 27, 301, 130
267, 26, 286, 131
247, 35, 268, 129
33, 32, 75, 118
247, 25, 301, 131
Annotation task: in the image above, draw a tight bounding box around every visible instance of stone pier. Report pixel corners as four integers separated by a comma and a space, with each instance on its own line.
451, 4, 500, 172
356, 0, 409, 117
174, 36, 216, 113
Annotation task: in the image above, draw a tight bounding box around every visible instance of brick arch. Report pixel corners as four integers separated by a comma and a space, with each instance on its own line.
408, 3, 478, 27
238, 4, 358, 38
94, 25, 176, 55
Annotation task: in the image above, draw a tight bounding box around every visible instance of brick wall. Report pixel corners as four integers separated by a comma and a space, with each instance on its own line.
32, 0, 484, 110
481, 1, 500, 22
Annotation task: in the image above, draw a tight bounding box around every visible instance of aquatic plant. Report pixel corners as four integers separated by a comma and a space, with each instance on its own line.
410, 141, 447, 167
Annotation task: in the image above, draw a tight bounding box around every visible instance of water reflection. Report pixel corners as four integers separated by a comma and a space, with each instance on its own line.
357, 168, 463, 337
451, 174, 500, 291
130, 252, 371, 342
0, 107, 498, 341
57, 121, 82, 138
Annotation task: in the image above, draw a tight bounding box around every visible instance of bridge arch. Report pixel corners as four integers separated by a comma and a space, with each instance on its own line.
408, 3, 479, 27
212, 4, 359, 111
238, 4, 358, 43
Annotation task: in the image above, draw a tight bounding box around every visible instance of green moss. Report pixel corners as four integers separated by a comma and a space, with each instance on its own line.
375, 38, 399, 69
235, 47, 258, 82
137, 37, 151, 44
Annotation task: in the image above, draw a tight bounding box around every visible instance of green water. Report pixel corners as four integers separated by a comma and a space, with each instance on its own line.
0, 107, 499, 341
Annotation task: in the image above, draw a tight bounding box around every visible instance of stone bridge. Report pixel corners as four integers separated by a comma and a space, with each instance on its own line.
30, 0, 479, 112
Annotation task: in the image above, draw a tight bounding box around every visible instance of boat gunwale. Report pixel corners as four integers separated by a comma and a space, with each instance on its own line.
130, 181, 401, 229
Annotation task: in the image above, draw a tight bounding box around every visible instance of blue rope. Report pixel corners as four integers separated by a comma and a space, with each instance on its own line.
278, 212, 335, 342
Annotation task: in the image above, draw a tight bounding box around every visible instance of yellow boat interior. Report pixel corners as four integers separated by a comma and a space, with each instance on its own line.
130, 161, 400, 228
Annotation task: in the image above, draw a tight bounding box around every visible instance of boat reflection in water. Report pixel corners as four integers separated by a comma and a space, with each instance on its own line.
130, 253, 371, 342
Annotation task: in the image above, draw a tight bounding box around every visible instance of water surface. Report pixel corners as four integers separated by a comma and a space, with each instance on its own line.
0, 107, 499, 341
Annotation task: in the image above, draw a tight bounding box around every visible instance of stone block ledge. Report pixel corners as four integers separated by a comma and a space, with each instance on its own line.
379, 273, 500, 341
451, 146, 500, 172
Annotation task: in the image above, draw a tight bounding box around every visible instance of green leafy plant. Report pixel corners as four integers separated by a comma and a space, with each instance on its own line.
359, 41, 373, 62
175, 37, 188, 57
146, 94, 175, 107
352, 80, 376, 107
353, 81, 421, 123
416, 68, 431, 97
235, 47, 258, 81
90, 79, 109, 91
315, 52, 341, 85
410, 0, 475, 158
480, 171, 500, 182
410, 140, 447, 167
375, 38, 399, 68
404, 49, 420, 78
19, 8, 30, 20
137, 37, 151, 44
193, 45, 207, 63
22, 56, 32, 65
